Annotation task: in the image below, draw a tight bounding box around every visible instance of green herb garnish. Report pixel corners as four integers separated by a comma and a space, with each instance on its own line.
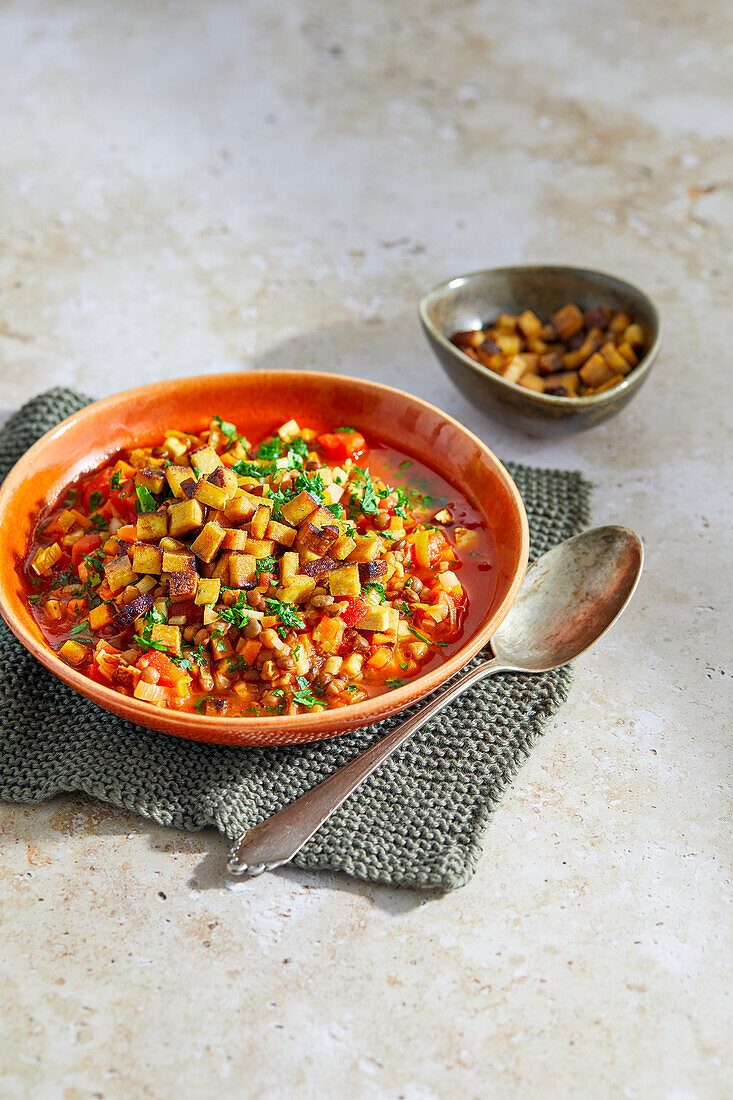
109, 471, 121, 491
135, 486, 157, 513
213, 415, 237, 445
292, 676, 318, 708
88, 490, 104, 511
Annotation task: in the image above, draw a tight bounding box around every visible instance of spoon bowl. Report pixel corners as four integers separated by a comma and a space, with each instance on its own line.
492, 525, 643, 671
228, 525, 644, 876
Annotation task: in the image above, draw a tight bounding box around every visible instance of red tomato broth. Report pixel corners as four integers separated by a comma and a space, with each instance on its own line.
22, 420, 495, 718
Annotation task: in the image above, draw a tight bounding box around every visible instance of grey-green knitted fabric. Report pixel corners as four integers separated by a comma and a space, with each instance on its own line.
0, 389, 591, 890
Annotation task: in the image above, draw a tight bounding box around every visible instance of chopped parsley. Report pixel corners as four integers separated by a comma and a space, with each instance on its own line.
265, 598, 305, 637
255, 556, 278, 576
292, 676, 319, 708
219, 596, 251, 629
407, 626, 431, 645
213, 414, 237, 445
135, 486, 158, 513
109, 471, 122, 491
363, 582, 386, 601
334, 426, 358, 433
88, 490, 104, 511
360, 470, 378, 515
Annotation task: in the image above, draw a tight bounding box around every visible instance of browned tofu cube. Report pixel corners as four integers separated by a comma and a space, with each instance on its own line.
280, 491, 320, 526
616, 342, 638, 367
579, 352, 615, 388
583, 307, 610, 330
224, 494, 258, 524
222, 529, 249, 552
599, 342, 631, 373
134, 468, 166, 494
494, 332, 522, 357
132, 543, 163, 575
104, 554, 137, 592
296, 522, 340, 557
166, 465, 196, 500
210, 551, 232, 582
189, 446, 221, 475
195, 578, 221, 606
328, 564, 361, 598
519, 373, 545, 392
88, 603, 114, 630
245, 538, 275, 559
169, 568, 199, 601
58, 639, 89, 666
550, 303, 584, 340
517, 310, 543, 339
275, 576, 316, 604
623, 323, 644, 348
190, 521, 226, 563
136, 511, 168, 541
250, 504, 271, 540
267, 520, 296, 547
330, 534, 357, 561
280, 552, 299, 585
545, 371, 581, 394
168, 499, 204, 538
502, 355, 531, 384
229, 553, 257, 588
345, 535, 382, 563
608, 311, 631, 334
194, 479, 229, 511
587, 373, 625, 394
161, 549, 195, 573
538, 352, 564, 375
150, 623, 182, 656
358, 606, 398, 632
562, 329, 604, 370
493, 313, 518, 332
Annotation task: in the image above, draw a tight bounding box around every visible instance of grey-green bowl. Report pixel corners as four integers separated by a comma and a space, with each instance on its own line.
419, 265, 662, 434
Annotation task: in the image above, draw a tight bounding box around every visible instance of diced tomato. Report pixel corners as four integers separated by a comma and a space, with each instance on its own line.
316, 431, 366, 461
341, 596, 368, 627
71, 533, 103, 570
82, 468, 135, 521
136, 650, 186, 688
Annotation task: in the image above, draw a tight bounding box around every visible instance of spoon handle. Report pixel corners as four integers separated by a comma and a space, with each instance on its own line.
227, 656, 513, 876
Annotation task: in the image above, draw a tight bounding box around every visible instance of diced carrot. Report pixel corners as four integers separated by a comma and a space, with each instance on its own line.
313, 616, 344, 654
414, 529, 431, 569
67, 597, 87, 617
235, 638, 262, 666
116, 525, 137, 543
367, 647, 392, 669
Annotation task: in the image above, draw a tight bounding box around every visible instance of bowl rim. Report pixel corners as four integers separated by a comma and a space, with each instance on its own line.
0, 370, 529, 744
418, 263, 663, 408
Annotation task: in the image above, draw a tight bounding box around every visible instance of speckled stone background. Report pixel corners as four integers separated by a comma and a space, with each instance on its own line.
0, 2, 731, 1098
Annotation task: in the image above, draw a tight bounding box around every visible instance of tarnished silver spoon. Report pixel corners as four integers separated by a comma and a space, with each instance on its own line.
228, 525, 643, 877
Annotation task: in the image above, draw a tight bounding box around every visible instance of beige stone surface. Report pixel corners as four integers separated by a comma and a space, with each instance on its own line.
0, 1, 731, 1097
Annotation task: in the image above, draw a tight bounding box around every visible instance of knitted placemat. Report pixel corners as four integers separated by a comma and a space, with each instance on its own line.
0, 388, 591, 890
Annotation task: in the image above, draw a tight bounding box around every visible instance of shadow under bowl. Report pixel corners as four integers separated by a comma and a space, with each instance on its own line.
419, 264, 662, 435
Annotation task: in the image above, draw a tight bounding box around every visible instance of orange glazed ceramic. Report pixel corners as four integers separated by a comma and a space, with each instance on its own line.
0, 372, 529, 746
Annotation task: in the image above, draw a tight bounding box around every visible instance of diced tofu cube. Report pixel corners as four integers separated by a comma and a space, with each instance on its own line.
623, 323, 644, 348
330, 534, 357, 561
221, 529, 249, 552
345, 535, 382, 563
195, 578, 221, 606
280, 491, 320, 526
579, 352, 615, 388
58, 639, 89, 665
223, 493, 259, 524
132, 543, 163, 574
190, 521, 226, 563
517, 310, 543, 339
104, 554, 137, 592
136, 511, 168, 540
169, 568, 198, 601
134, 468, 166, 494
194, 479, 229, 511
502, 355, 531, 384
88, 603, 114, 630
599, 342, 630, 372
161, 549, 194, 573
494, 332, 522, 356
166, 465, 195, 500
550, 303, 584, 340
277, 419, 300, 441
280, 552, 299, 584
150, 623, 182, 656
245, 538, 275, 559
275, 576, 316, 604
358, 606, 398, 633
189, 446, 221, 475
609, 311, 631, 334
519, 373, 545, 392
168, 499, 204, 538
229, 553, 257, 588
250, 505, 271, 540
267, 520, 296, 547
328, 564, 361, 598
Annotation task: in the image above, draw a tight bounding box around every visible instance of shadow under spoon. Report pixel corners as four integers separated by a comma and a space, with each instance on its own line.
228, 524, 643, 877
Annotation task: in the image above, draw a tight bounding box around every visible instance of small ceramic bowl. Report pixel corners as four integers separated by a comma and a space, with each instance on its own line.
419, 265, 662, 434
0, 371, 528, 747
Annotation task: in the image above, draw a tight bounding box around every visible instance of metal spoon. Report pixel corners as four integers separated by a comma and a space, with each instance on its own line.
228, 525, 643, 877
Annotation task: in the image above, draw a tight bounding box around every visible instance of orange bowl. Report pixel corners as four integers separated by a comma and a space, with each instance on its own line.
0, 372, 528, 746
